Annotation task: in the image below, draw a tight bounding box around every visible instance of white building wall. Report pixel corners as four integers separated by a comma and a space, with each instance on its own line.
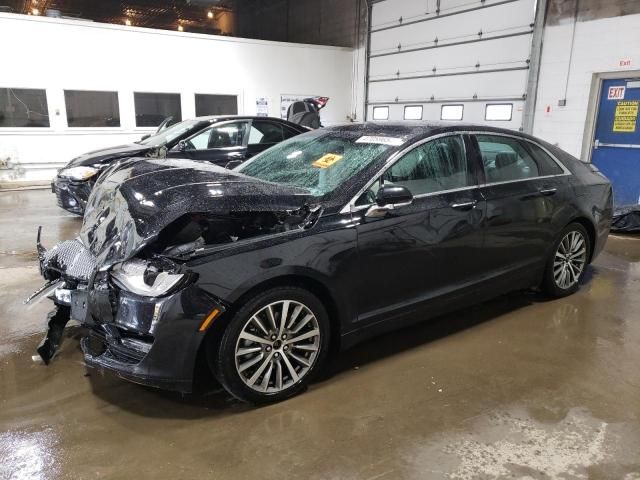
532, 13, 640, 158
0, 13, 354, 184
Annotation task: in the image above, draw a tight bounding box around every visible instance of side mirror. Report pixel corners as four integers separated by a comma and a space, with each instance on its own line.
375, 184, 413, 206
366, 184, 413, 218
177, 140, 188, 152
140, 134, 151, 141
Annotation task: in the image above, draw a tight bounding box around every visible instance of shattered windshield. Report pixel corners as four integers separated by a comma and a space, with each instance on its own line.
137, 119, 204, 147
236, 131, 394, 196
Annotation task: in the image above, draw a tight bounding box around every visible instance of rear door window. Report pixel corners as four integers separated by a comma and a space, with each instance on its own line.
283, 125, 302, 139
475, 135, 564, 182
476, 135, 539, 183
249, 121, 285, 145
522, 141, 564, 176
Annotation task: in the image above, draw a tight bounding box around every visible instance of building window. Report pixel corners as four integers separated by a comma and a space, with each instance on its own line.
65, 90, 120, 127
134, 92, 182, 127
404, 105, 423, 120
372, 106, 389, 120
441, 104, 464, 121
485, 104, 513, 121
195, 94, 238, 116
0, 88, 50, 128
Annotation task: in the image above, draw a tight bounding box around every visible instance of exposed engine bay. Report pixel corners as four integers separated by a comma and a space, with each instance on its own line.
149, 208, 319, 258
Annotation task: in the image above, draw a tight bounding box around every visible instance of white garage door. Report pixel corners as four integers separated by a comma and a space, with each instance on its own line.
366, 0, 536, 130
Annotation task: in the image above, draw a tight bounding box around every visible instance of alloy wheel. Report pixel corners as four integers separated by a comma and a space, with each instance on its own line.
553, 230, 587, 289
234, 300, 321, 393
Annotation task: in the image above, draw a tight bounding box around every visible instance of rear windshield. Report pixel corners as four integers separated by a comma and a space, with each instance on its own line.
236, 131, 396, 196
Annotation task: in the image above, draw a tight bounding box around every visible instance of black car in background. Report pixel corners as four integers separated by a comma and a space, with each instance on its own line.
34, 122, 612, 404
52, 116, 307, 214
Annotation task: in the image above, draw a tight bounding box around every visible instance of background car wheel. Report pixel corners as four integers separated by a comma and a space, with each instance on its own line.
542, 222, 591, 298
214, 286, 330, 404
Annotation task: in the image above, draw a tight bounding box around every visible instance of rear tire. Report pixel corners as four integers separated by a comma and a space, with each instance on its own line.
542, 223, 591, 298
213, 286, 330, 404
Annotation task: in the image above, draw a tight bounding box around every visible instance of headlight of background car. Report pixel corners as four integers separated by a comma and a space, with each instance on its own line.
59, 166, 100, 181
111, 259, 185, 297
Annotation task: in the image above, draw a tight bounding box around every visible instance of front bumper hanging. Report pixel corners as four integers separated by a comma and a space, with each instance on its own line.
36, 304, 71, 365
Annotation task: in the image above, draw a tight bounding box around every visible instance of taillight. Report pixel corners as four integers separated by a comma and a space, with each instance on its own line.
313, 97, 330, 109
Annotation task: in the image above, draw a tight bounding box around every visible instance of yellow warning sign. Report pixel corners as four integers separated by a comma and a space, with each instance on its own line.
312, 153, 343, 169
613, 100, 639, 133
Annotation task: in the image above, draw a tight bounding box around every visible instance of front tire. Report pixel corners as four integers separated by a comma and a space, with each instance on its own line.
542, 223, 591, 298
213, 287, 330, 404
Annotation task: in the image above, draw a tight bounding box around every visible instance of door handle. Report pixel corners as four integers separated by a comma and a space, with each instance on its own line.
538, 187, 557, 196
450, 200, 478, 210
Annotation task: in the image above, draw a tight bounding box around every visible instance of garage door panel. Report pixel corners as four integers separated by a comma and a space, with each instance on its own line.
368, 69, 529, 102
370, 1, 534, 54
371, 1, 427, 29
371, 0, 523, 30
366, 0, 535, 128
369, 35, 532, 79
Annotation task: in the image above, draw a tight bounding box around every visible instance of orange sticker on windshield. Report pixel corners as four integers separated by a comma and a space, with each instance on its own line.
312, 153, 343, 169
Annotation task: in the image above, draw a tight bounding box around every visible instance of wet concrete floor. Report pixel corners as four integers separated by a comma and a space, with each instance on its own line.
1, 189, 639, 479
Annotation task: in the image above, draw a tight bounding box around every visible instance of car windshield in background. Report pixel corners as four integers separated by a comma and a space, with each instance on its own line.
137, 119, 203, 147
236, 131, 395, 196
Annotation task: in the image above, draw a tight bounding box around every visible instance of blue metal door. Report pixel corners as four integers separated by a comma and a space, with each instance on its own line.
591, 77, 640, 206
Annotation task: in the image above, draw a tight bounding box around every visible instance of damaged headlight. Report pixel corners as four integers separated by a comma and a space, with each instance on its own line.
59, 166, 99, 181
111, 259, 184, 297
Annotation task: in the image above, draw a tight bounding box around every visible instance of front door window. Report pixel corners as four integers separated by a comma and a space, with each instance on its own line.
382, 135, 472, 195
183, 121, 248, 151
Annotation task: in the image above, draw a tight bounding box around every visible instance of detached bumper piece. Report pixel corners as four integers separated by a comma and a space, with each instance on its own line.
36, 304, 71, 365
52, 177, 92, 215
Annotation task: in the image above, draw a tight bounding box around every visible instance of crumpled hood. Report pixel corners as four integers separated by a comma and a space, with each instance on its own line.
66, 143, 153, 168
80, 158, 312, 268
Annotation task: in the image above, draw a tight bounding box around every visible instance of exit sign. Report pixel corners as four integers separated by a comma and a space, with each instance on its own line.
619, 59, 632, 67
608, 86, 626, 100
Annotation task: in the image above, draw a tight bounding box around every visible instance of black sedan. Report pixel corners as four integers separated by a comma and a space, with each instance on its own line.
33, 122, 612, 404
51, 116, 307, 215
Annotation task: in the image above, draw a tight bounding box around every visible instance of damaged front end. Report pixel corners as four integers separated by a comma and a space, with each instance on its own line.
30, 226, 227, 392
27, 158, 320, 392
28, 227, 98, 364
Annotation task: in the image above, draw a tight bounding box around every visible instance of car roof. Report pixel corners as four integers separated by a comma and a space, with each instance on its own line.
321, 121, 528, 143
194, 115, 295, 123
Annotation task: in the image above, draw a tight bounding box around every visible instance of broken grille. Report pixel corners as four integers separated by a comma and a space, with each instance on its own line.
43, 239, 97, 282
